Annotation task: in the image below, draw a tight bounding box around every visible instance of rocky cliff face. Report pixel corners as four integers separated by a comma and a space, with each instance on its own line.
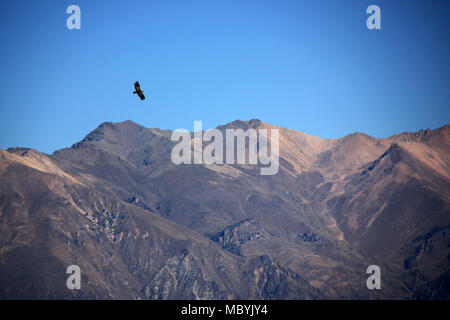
0, 120, 449, 299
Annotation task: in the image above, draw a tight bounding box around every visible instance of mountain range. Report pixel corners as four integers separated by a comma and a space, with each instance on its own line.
0, 119, 449, 299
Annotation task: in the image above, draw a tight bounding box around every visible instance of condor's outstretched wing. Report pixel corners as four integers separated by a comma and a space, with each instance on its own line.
137, 90, 145, 100
133, 81, 145, 100
134, 81, 141, 91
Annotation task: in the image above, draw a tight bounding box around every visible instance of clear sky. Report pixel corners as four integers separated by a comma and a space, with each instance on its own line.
0, 0, 449, 154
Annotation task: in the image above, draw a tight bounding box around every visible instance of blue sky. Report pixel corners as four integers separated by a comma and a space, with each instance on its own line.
0, 0, 449, 154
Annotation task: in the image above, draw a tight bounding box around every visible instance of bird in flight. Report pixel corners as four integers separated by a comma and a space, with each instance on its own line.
133, 81, 145, 100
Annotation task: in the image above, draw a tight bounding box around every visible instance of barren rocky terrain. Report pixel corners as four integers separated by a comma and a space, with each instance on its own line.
0, 119, 448, 299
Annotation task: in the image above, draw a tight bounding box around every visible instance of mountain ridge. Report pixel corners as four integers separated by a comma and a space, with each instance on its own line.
1, 119, 449, 299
